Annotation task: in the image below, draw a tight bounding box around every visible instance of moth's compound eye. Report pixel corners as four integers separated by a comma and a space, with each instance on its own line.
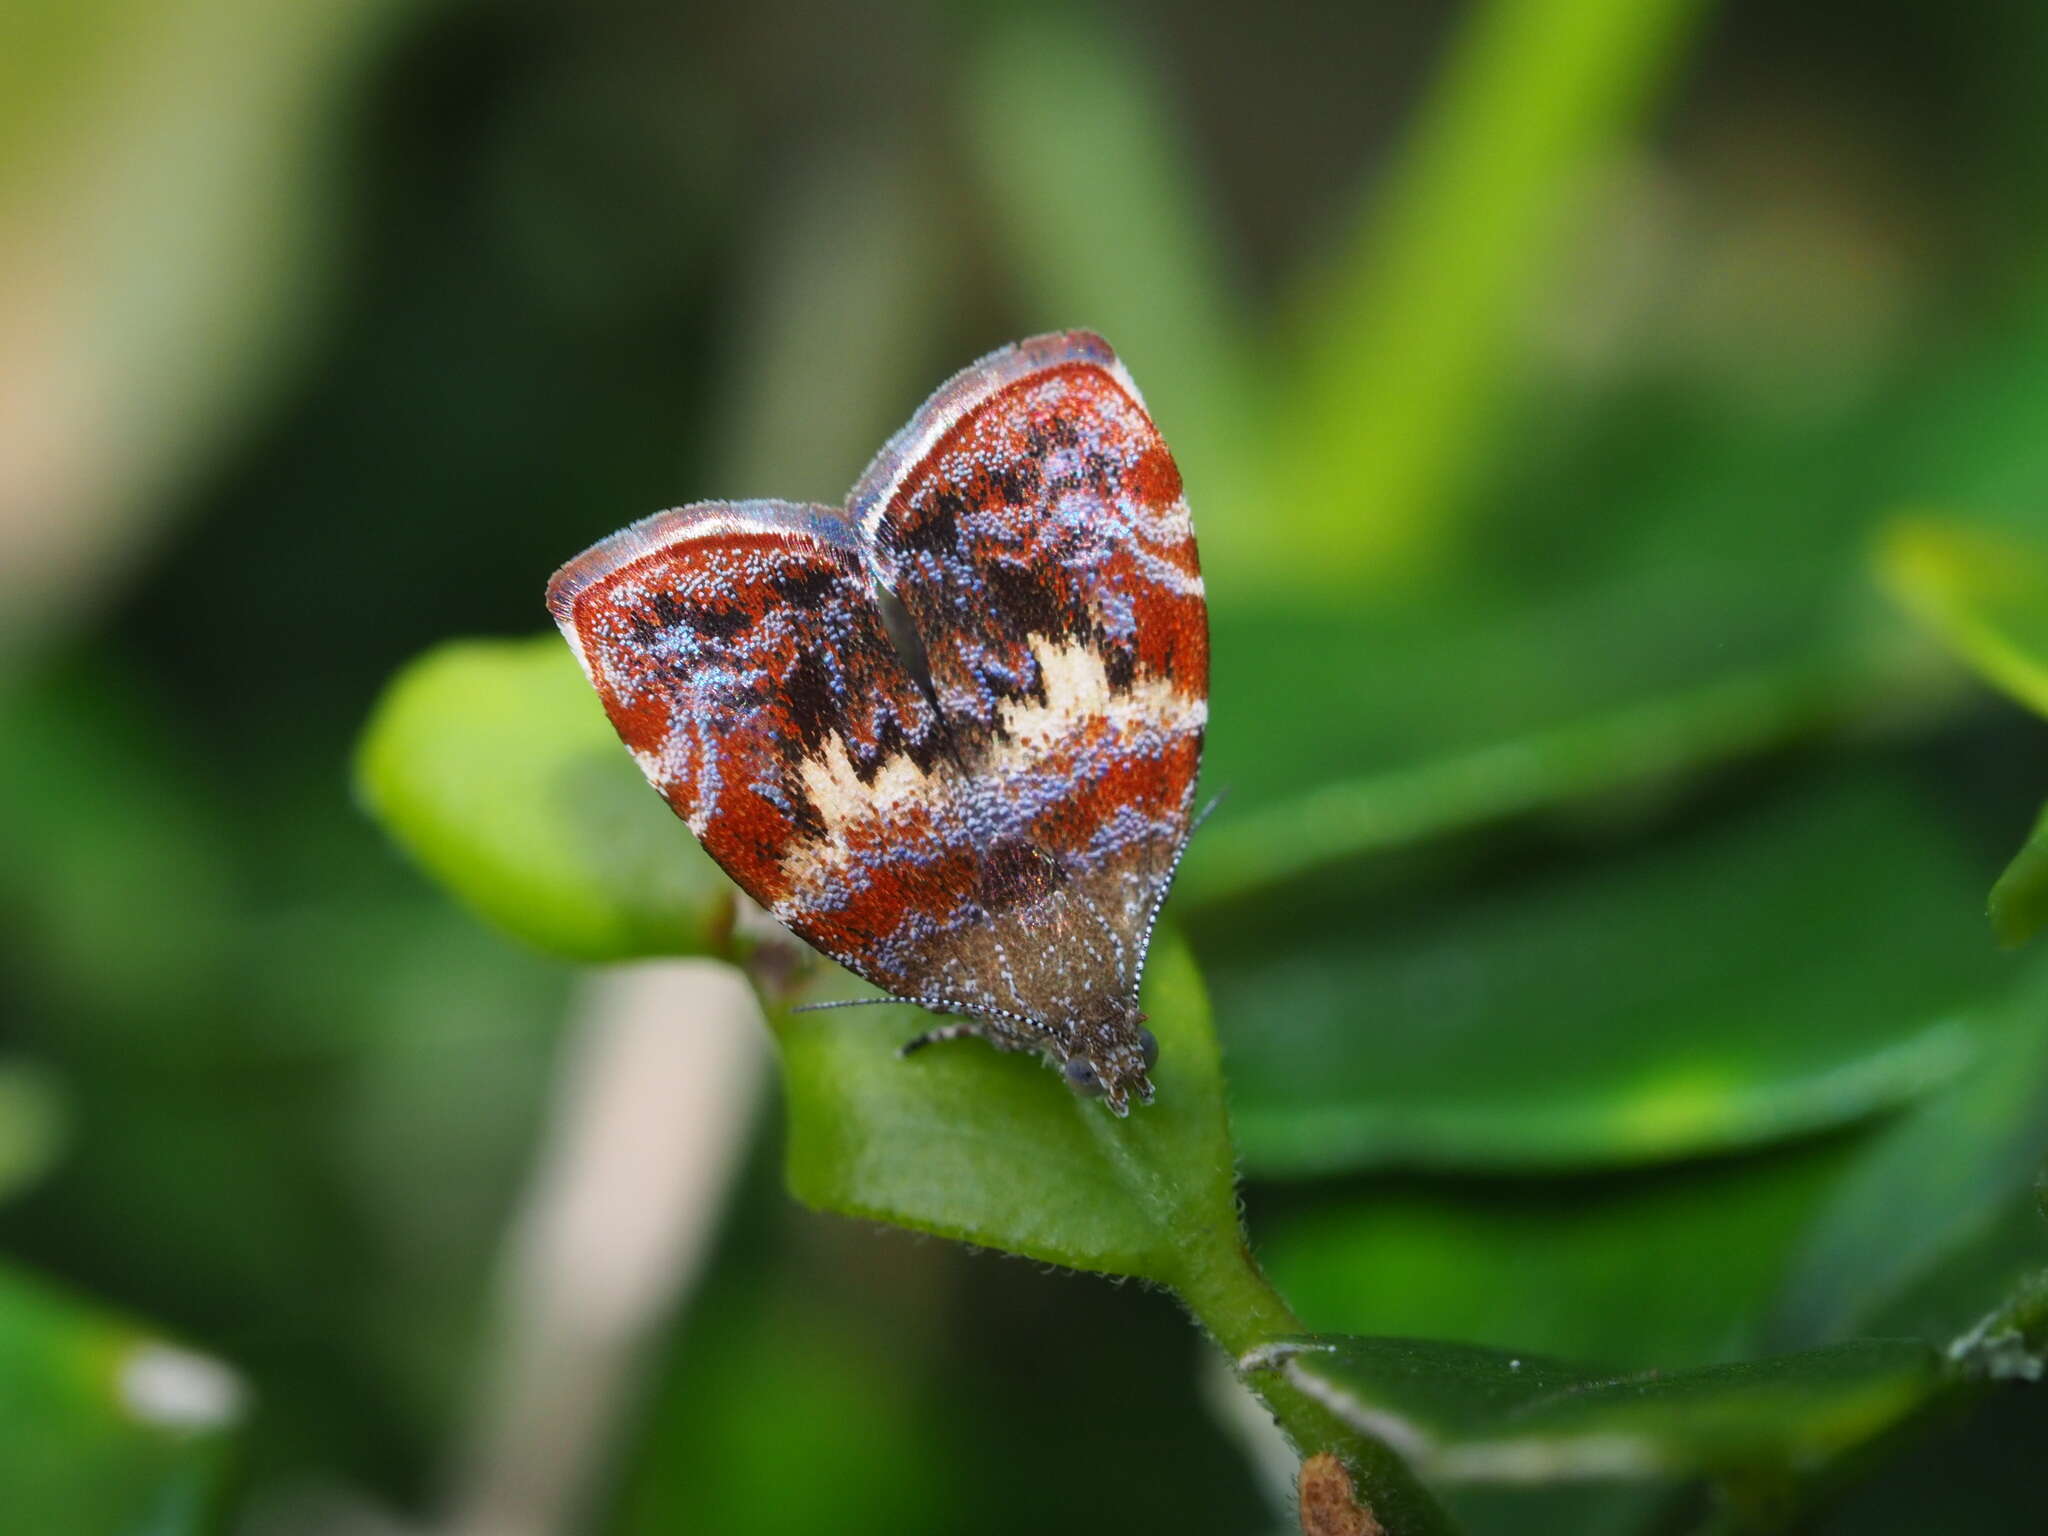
1136, 1025, 1160, 1070
1063, 1057, 1104, 1095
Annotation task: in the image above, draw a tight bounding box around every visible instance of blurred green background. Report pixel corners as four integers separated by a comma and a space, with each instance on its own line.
5, 0, 2048, 1531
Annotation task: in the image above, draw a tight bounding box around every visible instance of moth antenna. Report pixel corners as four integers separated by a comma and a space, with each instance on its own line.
792, 994, 1044, 1031
792, 994, 977, 1018
1128, 789, 1226, 1003
789, 997, 922, 1015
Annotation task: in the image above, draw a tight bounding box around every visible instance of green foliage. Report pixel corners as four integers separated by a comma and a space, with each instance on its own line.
1177, 657, 1863, 909
354, 637, 733, 962
330, 0, 2048, 1524
1273, 0, 1711, 586
1877, 516, 2048, 947
345, 623, 2048, 1534
0, 1265, 243, 1535
1204, 767, 2005, 1173
19, 0, 2048, 1529
777, 929, 1453, 1531
1774, 955, 2048, 1347
1878, 517, 2048, 718
1990, 804, 2048, 948
1265, 1139, 1860, 1373
1245, 1336, 1937, 1486
346, 643, 1444, 1521
777, 929, 1236, 1283
0, 1064, 65, 1206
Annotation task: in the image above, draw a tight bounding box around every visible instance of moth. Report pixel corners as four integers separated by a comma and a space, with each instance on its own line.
546, 332, 1208, 1113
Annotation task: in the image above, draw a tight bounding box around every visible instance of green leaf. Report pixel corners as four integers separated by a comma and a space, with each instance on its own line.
1876, 515, 2048, 717
1198, 498, 1921, 823
774, 929, 1457, 1532
776, 927, 1236, 1284
1263, 1135, 1859, 1372
1183, 655, 1859, 909
1774, 951, 2048, 1349
354, 636, 733, 962
0, 1264, 244, 1534
1198, 278, 2048, 841
1990, 799, 2048, 947
1273, 0, 1709, 589
1243, 1335, 1938, 1485
1872, 286, 2048, 542
1204, 766, 2008, 1174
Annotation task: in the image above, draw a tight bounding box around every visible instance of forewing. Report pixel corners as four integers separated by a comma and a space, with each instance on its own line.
546, 500, 984, 997
847, 332, 1209, 993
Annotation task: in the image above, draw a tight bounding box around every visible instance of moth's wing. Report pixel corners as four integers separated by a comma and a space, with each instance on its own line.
546, 500, 985, 1000
846, 332, 1209, 999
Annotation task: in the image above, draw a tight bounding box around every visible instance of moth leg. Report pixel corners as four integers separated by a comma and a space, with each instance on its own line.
897, 1022, 987, 1058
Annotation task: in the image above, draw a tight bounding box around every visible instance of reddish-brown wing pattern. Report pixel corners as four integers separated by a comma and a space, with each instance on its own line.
547, 335, 1208, 1112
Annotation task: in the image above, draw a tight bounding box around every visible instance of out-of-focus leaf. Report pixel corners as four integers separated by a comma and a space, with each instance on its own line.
1774, 953, 2048, 1349
777, 928, 1235, 1285
0, 1264, 244, 1534
1263, 1135, 1857, 1371
1860, 1194, 2048, 1389
1275, 0, 1709, 589
1244, 1335, 1936, 1485
0, 1063, 65, 1206
1206, 767, 2004, 1174
1990, 802, 2048, 947
1876, 286, 2048, 539
1199, 488, 1923, 820
355, 636, 733, 962
1202, 276, 2048, 836
1877, 516, 2048, 717
1183, 654, 1858, 908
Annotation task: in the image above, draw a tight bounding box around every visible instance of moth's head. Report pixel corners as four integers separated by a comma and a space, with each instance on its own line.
1059, 1002, 1159, 1116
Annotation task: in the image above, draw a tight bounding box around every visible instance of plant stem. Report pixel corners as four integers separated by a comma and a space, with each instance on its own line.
1172, 1233, 1457, 1536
